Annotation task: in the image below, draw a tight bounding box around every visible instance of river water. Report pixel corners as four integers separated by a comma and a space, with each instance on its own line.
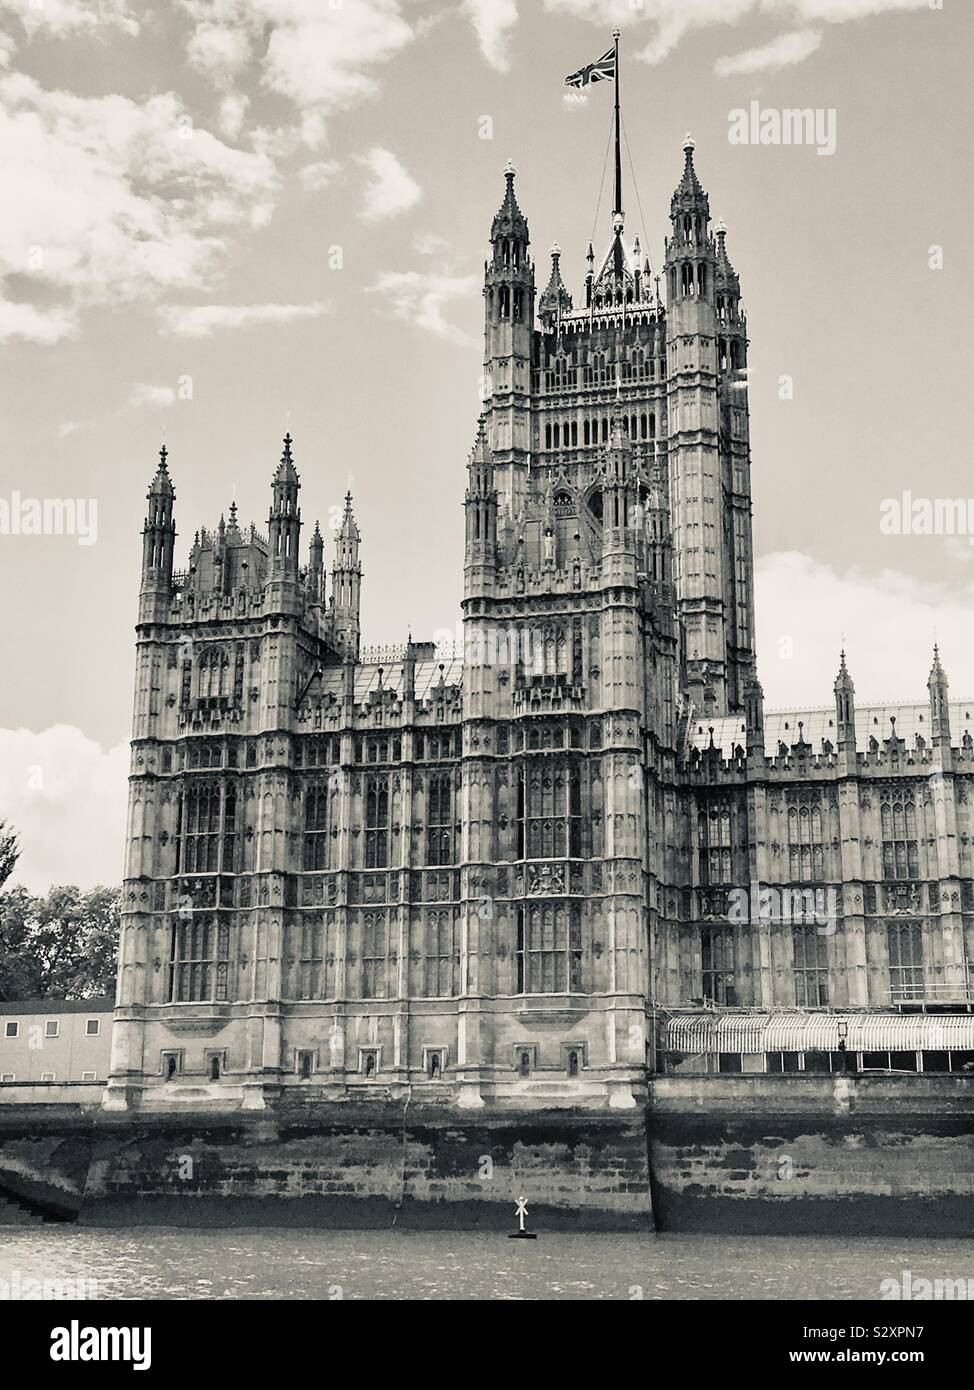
2, 1228, 973, 1299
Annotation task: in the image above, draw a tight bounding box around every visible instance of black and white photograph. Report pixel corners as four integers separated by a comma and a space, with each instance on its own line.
0, 0, 971, 1349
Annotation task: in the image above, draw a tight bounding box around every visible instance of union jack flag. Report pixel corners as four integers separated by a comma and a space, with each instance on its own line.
565, 48, 616, 88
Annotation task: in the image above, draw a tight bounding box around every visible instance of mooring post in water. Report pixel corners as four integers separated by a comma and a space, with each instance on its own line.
508, 1195, 538, 1240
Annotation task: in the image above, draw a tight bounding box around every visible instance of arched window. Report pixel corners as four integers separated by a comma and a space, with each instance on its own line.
365, 776, 390, 869
304, 784, 329, 870
427, 773, 454, 866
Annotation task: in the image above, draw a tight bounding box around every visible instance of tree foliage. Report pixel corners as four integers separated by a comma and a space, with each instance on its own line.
0, 883, 119, 1002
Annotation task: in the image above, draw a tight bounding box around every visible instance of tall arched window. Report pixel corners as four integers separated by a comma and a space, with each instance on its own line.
365, 776, 390, 869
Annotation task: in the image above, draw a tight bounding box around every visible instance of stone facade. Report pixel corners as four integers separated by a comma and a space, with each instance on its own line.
107, 139, 974, 1117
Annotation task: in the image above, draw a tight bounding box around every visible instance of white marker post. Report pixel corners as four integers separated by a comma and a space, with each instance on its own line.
508, 1195, 538, 1240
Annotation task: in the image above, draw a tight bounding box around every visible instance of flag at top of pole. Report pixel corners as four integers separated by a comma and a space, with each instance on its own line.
565, 30, 623, 220
564, 46, 616, 88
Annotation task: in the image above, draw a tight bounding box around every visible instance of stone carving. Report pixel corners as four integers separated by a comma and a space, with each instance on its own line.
527, 863, 565, 895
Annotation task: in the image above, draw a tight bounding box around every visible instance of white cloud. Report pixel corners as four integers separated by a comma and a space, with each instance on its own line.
0, 298, 75, 344
186, 17, 252, 83
365, 270, 479, 346
543, 0, 927, 66
755, 552, 974, 710
463, 0, 518, 72
715, 27, 821, 74
0, 726, 128, 895
158, 300, 330, 337
358, 147, 421, 222
179, 0, 416, 126
299, 158, 341, 193
128, 382, 177, 408
0, 0, 138, 38
793, 0, 926, 18
218, 92, 250, 140
0, 73, 277, 344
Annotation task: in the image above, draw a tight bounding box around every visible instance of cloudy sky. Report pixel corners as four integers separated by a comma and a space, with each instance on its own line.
0, 0, 971, 891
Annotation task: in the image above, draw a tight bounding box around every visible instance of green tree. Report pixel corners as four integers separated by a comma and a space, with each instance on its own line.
0, 884, 119, 1001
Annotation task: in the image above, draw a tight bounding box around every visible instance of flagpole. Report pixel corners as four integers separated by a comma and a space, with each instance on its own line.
612, 28, 622, 219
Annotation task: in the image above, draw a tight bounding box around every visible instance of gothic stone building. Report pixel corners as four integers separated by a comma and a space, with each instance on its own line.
107, 140, 974, 1114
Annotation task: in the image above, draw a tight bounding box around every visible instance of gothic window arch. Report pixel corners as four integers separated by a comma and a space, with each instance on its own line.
178, 781, 236, 874
793, 925, 829, 1006
425, 909, 459, 996
361, 911, 387, 998
887, 921, 923, 999
365, 776, 390, 869
291, 915, 335, 999
788, 802, 825, 881
427, 771, 454, 865
304, 783, 330, 870
169, 916, 230, 1002
701, 925, 735, 1004
514, 761, 583, 860
698, 802, 732, 884
880, 796, 919, 879
515, 901, 583, 993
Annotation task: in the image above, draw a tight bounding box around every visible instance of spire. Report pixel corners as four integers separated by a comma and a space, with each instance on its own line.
268, 430, 301, 577
141, 443, 176, 606
715, 218, 734, 270
148, 443, 173, 496
928, 644, 951, 747
490, 160, 528, 245
834, 649, 856, 754
745, 677, 765, 758
930, 642, 946, 684
465, 415, 497, 584
672, 133, 708, 211
308, 519, 324, 607
538, 243, 573, 328
332, 493, 362, 660
339, 490, 360, 543
275, 431, 299, 485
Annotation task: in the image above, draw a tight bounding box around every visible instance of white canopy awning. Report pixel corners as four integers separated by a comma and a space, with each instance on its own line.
663, 1013, 974, 1055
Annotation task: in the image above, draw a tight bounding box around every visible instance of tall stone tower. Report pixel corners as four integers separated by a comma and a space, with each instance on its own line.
664, 137, 755, 715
